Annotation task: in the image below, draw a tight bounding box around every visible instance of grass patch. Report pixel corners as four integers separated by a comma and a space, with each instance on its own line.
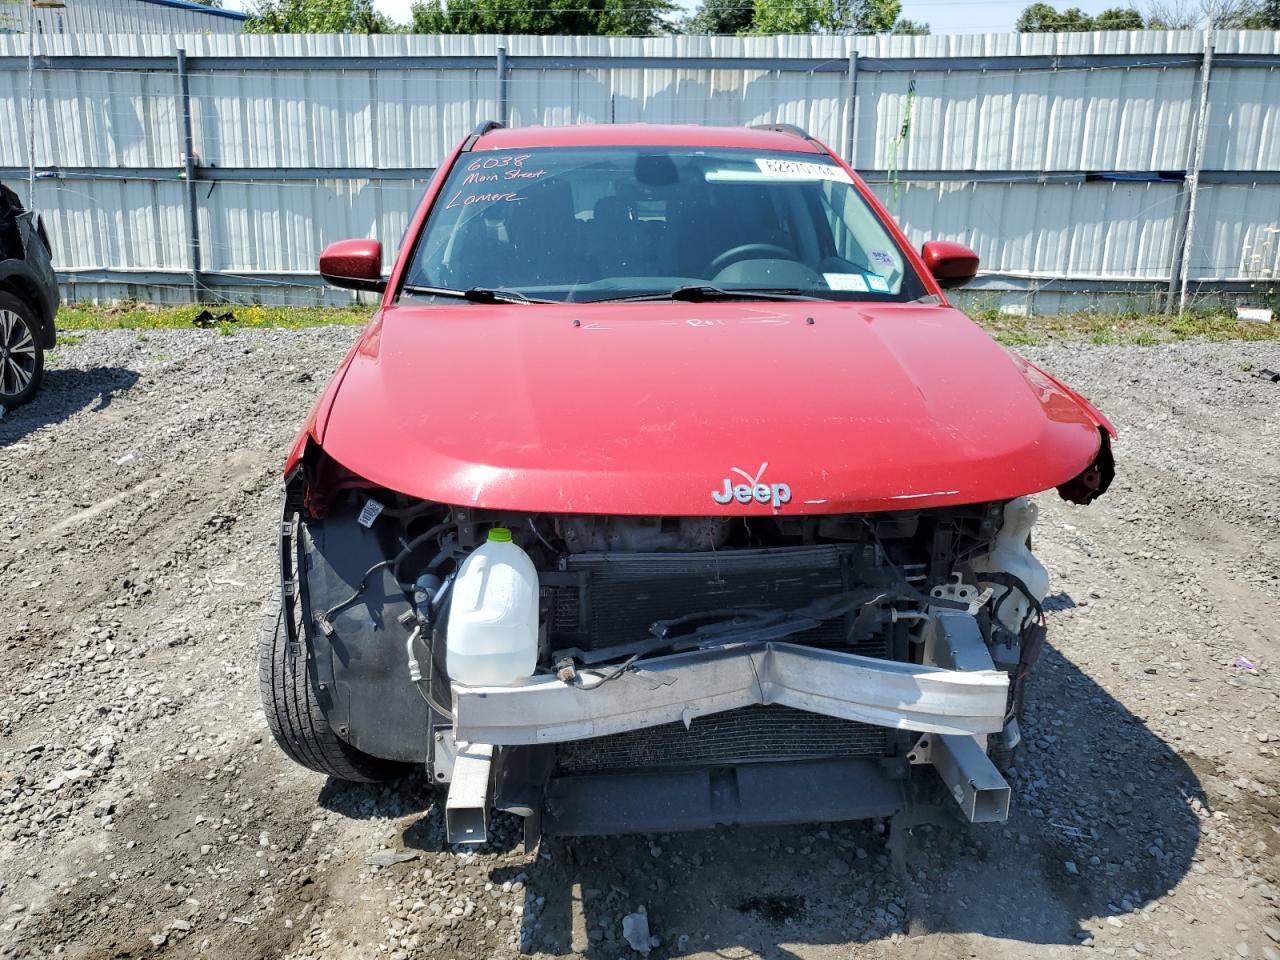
52, 300, 1280, 348
57, 301, 373, 332
971, 306, 1280, 347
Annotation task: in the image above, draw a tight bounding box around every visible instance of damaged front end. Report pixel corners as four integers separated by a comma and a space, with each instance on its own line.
279, 457, 1058, 844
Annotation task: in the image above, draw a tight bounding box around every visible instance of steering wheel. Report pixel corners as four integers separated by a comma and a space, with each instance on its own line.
706, 243, 795, 278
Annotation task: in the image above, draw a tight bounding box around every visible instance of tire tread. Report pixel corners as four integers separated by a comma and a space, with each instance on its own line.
258, 593, 409, 783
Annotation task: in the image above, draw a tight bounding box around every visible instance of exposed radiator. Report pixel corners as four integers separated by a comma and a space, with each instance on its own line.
541, 544, 890, 658
556, 706, 889, 773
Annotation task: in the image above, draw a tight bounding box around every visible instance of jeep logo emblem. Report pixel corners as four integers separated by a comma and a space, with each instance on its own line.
712, 462, 792, 509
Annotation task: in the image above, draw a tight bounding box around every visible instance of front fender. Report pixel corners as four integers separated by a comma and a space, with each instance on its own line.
0, 259, 58, 346
284, 330, 369, 476
282, 491, 434, 764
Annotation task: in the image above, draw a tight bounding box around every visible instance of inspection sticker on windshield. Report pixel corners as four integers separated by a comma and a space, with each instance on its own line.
824, 272, 869, 292
755, 158, 853, 183
866, 274, 891, 292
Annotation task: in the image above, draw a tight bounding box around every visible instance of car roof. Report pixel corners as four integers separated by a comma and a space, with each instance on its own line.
473, 123, 826, 155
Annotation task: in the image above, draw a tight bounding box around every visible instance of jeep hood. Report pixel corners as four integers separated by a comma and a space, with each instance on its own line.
316, 300, 1111, 515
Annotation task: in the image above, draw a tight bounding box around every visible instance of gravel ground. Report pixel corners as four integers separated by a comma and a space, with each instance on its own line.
0, 328, 1277, 960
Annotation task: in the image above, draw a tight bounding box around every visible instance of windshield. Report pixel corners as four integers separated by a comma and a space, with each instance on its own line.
401, 146, 928, 304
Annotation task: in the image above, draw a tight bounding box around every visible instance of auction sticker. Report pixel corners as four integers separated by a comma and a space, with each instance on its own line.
824, 272, 869, 292
357, 498, 385, 528
755, 158, 853, 183
866, 274, 891, 292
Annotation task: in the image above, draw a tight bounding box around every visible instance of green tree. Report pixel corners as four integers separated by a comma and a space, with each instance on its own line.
749, 0, 901, 33
598, 0, 677, 34
246, 0, 395, 33
1092, 5, 1145, 25
1015, 2, 1059, 29
1055, 5, 1098, 26
411, 0, 675, 35
891, 16, 930, 32
1232, 0, 1280, 24
749, 0, 824, 32
686, 0, 755, 34
1016, 1, 1100, 29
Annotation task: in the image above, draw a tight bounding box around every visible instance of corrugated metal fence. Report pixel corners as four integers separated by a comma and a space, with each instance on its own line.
23, 0, 247, 36
1, 31, 1278, 313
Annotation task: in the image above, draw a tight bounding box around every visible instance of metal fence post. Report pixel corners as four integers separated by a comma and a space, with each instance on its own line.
844, 51, 859, 167
1174, 31, 1215, 314
26, 5, 37, 207
496, 45, 509, 126
176, 48, 201, 302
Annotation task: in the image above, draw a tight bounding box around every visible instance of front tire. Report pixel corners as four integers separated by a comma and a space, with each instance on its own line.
258, 595, 412, 783
0, 293, 44, 409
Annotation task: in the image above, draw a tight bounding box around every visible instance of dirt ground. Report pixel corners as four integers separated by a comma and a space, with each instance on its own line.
0, 328, 1277, 960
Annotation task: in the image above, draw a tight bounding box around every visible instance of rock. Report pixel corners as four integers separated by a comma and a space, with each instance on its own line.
1237, 944, 1251, 958
622, 912, 651, 954
1064, 861, 1079, 876
364, 850, 419, 868
43, 769, 91, 793
1265, 925, 1280, 945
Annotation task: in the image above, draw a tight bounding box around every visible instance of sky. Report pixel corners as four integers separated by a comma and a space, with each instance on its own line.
226, 0, 1133, 33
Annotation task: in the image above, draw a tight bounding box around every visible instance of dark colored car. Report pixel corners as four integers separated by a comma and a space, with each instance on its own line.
0, 183, 59, 410
261, 123, 1115, 846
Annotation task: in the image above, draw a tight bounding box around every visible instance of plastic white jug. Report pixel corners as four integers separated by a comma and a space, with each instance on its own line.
446, 528, 539, 686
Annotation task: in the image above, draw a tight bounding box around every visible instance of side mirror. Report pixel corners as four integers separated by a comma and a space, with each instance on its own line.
921, 240, 979, 289
319, 238, 384, 292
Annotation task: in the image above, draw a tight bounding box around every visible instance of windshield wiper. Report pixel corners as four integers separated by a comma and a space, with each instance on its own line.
588, 285, 827, 304
401, 284, 553, 304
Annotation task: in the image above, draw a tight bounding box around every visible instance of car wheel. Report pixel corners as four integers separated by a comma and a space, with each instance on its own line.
0, 292, 44, 409
259, 594, 413, 783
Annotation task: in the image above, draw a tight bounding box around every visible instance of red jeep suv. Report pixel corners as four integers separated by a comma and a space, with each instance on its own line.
261, 123, 1114, 846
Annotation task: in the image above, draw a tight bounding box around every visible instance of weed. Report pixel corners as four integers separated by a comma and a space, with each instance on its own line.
973, 306, 1280, 347
52, 300, 1280, 348
58, 300, 373, 331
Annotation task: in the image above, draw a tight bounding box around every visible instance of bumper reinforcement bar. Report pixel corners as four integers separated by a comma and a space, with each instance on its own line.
452, 638, 1008, 746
